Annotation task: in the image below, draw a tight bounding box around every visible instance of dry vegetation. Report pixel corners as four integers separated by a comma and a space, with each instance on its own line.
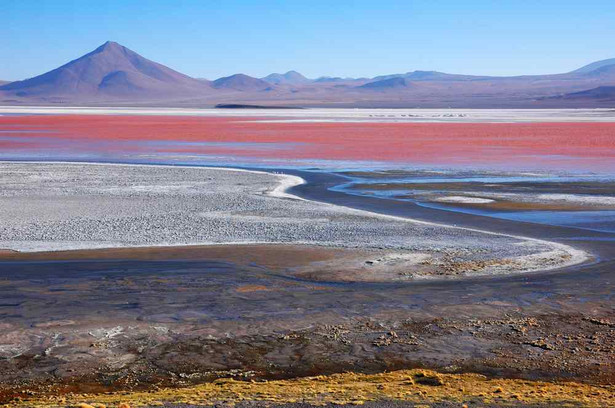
10, 369, 615, 408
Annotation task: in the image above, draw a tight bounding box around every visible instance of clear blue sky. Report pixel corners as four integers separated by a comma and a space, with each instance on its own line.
2, 0, 614, 81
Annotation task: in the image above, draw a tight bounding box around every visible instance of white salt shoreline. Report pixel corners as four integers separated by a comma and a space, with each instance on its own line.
2, 106, 615, 123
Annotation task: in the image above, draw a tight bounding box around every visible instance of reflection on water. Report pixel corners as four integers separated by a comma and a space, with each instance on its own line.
336, 171, 615, 234
418, 203, 615, 234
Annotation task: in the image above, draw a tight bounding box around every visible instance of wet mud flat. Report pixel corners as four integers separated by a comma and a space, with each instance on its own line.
2, 248, 615, 407
1, 164, 615, 406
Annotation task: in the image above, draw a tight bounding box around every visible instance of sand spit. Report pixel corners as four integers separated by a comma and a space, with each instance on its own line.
435, 196, 496, 204
0, 162, 586, 279
440, 191, 615, 208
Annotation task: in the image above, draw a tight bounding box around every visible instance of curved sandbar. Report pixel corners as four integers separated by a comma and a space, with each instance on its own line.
0, 162, 586, 280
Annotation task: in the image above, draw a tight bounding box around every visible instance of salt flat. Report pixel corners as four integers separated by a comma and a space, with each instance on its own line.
0, 162, 585, 279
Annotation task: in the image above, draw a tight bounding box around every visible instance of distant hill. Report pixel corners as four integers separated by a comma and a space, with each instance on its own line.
315, 76, 359, 83
358, 77, 412, 89
574, 64, 615, 78
570, 58, 615, 75
372, 60, 615, 83
1, 42, 614, 107
373, 71, 487, 82
0, 41, 211, 102
263, 71, 310, 85
212, 74, 272, 91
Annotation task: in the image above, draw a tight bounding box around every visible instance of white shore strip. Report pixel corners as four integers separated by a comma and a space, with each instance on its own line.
2, 106, 615, 123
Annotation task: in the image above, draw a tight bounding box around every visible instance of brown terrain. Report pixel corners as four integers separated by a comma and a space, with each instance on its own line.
1, 237, 615, 407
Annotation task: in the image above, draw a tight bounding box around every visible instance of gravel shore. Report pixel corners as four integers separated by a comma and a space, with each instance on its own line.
0, 162, 586, 278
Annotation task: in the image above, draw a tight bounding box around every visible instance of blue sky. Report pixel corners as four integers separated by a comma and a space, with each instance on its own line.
2, 0, 615, 81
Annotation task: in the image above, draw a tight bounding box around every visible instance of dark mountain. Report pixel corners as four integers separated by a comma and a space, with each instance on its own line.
263, 70, 310, 85
0, 41, 211, 101
0, 81, 9, 86
212, 74, 272, 91
558, 86, 615, 100
358, 77, 412, 89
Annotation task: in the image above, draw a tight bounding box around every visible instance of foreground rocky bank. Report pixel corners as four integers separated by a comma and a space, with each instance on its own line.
1, 162, 610, 406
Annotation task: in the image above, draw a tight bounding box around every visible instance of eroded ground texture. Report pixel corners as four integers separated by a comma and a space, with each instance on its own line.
1, 162, 612, 407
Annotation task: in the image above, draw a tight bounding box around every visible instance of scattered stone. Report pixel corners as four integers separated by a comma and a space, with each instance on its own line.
413, 372, 444, 386
523, 339, 555, 350
584, 317, 615, 328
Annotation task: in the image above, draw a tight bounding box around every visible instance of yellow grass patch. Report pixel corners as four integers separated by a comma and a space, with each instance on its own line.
10, 368, 615, 407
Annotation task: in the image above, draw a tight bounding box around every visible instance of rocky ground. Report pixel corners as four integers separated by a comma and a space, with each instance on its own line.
0, 162, 611, 407
1, 247, 614, 406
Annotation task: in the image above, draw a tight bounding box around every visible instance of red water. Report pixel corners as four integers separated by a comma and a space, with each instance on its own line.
1, 115, 615, 172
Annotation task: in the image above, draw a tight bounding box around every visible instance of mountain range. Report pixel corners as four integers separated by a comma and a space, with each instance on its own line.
1, 41, 614, 108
